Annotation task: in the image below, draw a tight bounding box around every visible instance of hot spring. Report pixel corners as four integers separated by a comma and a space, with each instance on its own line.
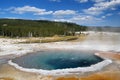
11, 50, 104, 70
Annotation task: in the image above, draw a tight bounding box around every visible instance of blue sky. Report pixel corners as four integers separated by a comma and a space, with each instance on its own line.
0, 0, 120, 27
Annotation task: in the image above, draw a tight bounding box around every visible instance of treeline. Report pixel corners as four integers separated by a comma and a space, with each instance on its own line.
0, 19, 87, 37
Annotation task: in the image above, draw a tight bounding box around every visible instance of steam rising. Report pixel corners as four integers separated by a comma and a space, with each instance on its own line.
80, 31, 120, 52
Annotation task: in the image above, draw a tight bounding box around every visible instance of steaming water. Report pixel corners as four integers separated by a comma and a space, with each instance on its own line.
79, 32, 120, 52
0, 59, 8, 64
12, 50, 103, 70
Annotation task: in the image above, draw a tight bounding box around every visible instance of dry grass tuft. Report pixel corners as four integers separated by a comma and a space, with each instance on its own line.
0, 77, 14, 80
20, 36, 78, 43
56, 77, 79, 80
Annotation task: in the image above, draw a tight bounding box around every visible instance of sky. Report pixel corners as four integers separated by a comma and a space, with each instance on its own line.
0, 0, 120, 27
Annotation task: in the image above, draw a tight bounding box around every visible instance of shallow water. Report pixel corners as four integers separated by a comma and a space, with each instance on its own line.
0, 59, 7, 64
12, 50, 103, 70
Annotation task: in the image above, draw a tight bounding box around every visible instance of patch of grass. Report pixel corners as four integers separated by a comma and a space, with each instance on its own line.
19, 36, 78, 43
0, 36, 10, 38
70, 34, 88, 42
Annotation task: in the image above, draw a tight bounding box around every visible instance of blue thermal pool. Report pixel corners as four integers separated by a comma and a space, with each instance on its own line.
12, 50, 103, 70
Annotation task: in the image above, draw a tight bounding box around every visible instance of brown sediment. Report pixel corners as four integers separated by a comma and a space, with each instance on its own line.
56, 77, 79, 80
0, 64, 54, 80
96, 52, 120, 60
79, 71, 120, 80
0, 60, 120, 80
1, 71, 120, 80
56, 71, 120, 80
0, 78, 14, 80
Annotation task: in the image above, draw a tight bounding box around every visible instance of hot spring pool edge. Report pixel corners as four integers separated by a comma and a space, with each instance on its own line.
8, 59, 112, 76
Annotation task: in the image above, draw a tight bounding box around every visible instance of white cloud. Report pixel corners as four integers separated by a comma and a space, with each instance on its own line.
71, 16, 93, 21
101, 13, 112, 19
118, 12, 120, 15
54, 19, 71, 22
4, 17, 19, 19
84, 0, 120, 15
106, 13, 112, 16
7, 6, 77, 18
75, 0, 106, 3
92, 0, 105, 3
8, 6, 53, 15
49, 0, 61, 2
111, 7, 116, 10
67, 15, 103, 25
34, 11, 53, 15
53, 14, 102, 24
70, 15, 101, 21
101, 16, 106, 19
75, 0, 88, 3
53, 10, 76, 16
8, 6, 77, 16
